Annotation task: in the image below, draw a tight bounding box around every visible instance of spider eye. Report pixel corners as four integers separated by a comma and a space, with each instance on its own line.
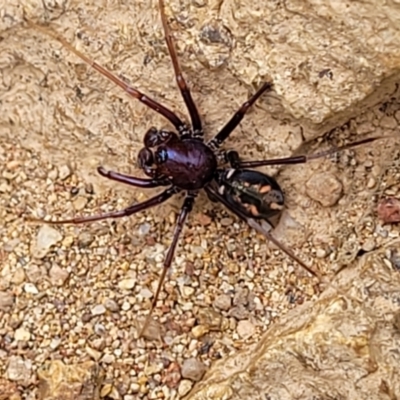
138, 148, 154, 168
155, 148, 168, 164
144, 127, 162, 148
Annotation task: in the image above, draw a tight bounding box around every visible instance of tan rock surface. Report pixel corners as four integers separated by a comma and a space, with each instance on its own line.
186, 244, 400, 399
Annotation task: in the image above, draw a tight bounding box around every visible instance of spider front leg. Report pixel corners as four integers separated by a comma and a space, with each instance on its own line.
97, 166, 170, 188
139, 192, 197, 337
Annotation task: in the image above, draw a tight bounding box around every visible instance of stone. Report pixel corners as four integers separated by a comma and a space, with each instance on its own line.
37, 360, 99, 400
49, 265, 69, 286
14, 327, 30, 342
306, 172, 343, 207
186, 247, 400, 400
118, 278, 135, 290
236, 320, 255, 339
181, 358, 207, 382
31, 225, 63, 259
6, 356, 32, 384
77, 231, 94, 247
58, 164, 71, 180
91, 304, 106, 316
0, 291, 14, 311
178, 379, 193, 397
213, 294, 231, 311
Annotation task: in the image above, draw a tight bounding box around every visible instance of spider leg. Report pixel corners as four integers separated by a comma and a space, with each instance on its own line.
26, 20, 186, 132
230, 136, 388, 168
204, 185, 321, 280
139, 192, 197, 337
97, 167, 169, 188
159, 0, 202, 137
208, 82, 273, 149
28, 187, 179, 225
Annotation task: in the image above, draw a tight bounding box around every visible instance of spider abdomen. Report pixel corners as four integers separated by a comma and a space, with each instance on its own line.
156, 138, 217, 190
218, 169, 285, 221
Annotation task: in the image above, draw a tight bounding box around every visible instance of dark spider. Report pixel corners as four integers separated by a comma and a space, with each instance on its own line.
27, 0, 384, 337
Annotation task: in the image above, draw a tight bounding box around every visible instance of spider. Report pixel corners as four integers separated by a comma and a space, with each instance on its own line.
27, 0, 383, 336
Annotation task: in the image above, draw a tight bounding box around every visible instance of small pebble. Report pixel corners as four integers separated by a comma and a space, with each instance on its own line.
86, 346, 102, 361
73, 196, 88, 211
101, 354, 115, 364
118, 279, 135, 290
11, 268, 26, 285
14, 327, 30, 341
130, 383, 140, 393
316, 248, 327, 258
213, 294, 231, 311
191, 325, 210, 339
306, 172, 343, 207
237, 320, 256, 339
6, 356, 32, 382
58, 164, 72, 180
139, 288, 153, 298
23, 283, 39, 294
220, 217, 233, 226
178, 379, 193, 396
49, 265, 69, 286
138, 223, 151, 235
181, 358, 207, 382
78, 231, 94, 247
104, 299, 119, 312
380, 115, 397, 129
91, 304, 106, 316
362, 237, 376, 252
32, 225, 63, 259
0, 291, 14, 310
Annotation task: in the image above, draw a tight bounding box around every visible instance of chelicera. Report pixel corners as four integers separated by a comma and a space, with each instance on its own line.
28, 0, 383, 336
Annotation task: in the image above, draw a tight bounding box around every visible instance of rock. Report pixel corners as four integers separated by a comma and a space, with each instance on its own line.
196, 307, 222, 331
138, 223, 151, 236
191, 325, 210, 339
31, 225, 63, 259
0, 291, 14, 311
23, 283, 38, 294
49, 265, 69, 286
37, 360, 100, 400
236, 320, 255, 339
228, 305, 249, 321
186, 245, 400, 400
77, 231, 94, 247
178, 379, 193, 397
104, 298, 119, 312
11, 268, 25, 285
58, 164, 71, 180
85, 346, 102, 361
100, 354, 115, 364
91, 304, 106, 316
14, 327, 30, 342
213, 294, 231, 311
305, 172, 343, 207
6, 356, 32, 384
181, 358, 207, 382
118, 278, 135, 290
233, 287, 249, 306
73, 196, 88, 211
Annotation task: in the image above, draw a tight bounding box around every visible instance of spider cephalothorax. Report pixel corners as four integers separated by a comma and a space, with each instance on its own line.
28, 0, 384, 336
